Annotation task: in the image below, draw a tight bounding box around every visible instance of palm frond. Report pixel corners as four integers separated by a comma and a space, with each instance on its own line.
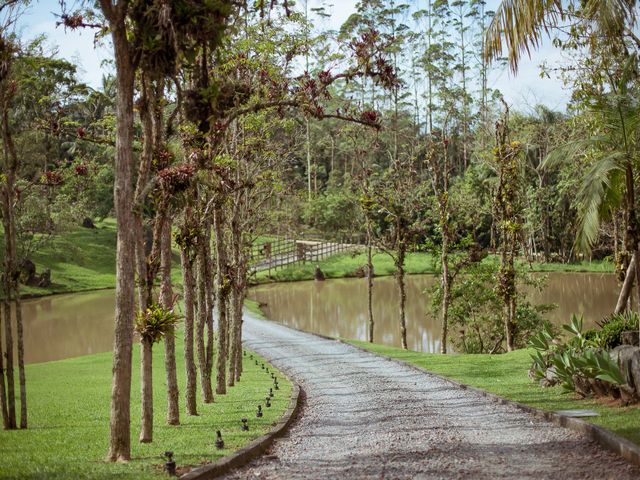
542, 136, 612, 171
484, 0, 562, 72
574, 154, 624, 253
485, 0, 637, 72
582, 0, 637, 38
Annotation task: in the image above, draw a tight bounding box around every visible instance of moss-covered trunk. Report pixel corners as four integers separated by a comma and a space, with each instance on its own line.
214, 205, 229, 395
160, 220, 179, 425
139, 337, 153, 443
195, 226, 213, 403
180, 242, 198, 415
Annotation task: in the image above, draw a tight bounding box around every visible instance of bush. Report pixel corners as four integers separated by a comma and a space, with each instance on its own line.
528, 315, 626, 398
596, 311, 639, 349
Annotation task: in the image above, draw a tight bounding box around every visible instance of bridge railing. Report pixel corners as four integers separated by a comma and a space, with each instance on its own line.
249, 237, 359, 275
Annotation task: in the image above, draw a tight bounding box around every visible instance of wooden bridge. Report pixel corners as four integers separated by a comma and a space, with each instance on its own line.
249, 237, 359, 275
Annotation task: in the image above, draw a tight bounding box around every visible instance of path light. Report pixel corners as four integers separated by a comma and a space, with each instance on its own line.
261, 363, 265, 370
241, 418, 249, 431
265, 396, 271, 408
215, 430, 224, 450
164, 451, 176, 476
270, 373, 275, 379
256, 405, 263, 418
274, 379, 279, 390
269, 388, 274, 398
266, 367, 270, 373
254, 360, 258, 365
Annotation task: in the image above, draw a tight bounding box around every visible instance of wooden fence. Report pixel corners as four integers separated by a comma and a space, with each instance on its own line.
249, 237, 358, 276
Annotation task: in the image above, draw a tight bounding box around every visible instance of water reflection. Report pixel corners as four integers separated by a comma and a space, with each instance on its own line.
248, 272, 620, 353
14, 272, 621, 363
17, 290, 115, 364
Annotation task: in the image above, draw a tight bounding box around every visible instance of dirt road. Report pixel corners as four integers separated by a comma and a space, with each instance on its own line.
223, 313, 640, 479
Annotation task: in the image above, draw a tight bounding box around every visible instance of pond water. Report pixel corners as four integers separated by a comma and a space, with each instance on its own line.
15, 271, 621, 363
16, 289, 116, 364
248, 272, 620, 353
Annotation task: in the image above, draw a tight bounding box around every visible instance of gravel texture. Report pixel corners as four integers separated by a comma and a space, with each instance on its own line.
223, 313, 640, 479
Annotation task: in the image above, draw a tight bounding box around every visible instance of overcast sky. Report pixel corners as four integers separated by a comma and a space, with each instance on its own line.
15, 0, 572, 113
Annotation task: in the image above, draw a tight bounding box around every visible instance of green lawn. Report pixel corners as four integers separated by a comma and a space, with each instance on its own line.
254, 249, 613, 284
6, 219, 183, 299
16, 219, 118, 297
0, 222, 614, 297
253, 251, 436, 283
0, 334, 292, 480
345, 340, 640, 446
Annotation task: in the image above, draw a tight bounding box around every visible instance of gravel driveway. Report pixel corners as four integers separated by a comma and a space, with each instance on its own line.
222, 313, 640, 479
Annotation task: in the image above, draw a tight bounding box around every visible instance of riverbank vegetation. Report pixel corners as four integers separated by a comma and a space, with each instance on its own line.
254, 250, 614, 284
0, 0, 639, 470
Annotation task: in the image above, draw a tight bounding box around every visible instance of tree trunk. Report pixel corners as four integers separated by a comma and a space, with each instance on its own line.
160, 221, 179, 425
503, 230, 517, 352
228, 285, 239, 387
440, 241, 450, 355
139, 337, 153, 443
1, 84, 21, 430
615, 254, 635, 314
1, 300, 14, 429
0, 304, 8, 429
180, 244, 198, 416
15, 295, 26, 429
213, 206, 228, 395
396, 245, 408, 350
195, 234, 213, 403
366, 224, 374, 343
234, 285, 245, 383
107, 22, 137, 462
133, 78, 154, 312
203, 232, 215, 392
228, 202, 246, 385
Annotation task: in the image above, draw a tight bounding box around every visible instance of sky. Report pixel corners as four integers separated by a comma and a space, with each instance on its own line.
14, 0, 572, 113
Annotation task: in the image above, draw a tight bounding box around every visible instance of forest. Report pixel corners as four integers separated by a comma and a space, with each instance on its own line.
1, 0, 640, 476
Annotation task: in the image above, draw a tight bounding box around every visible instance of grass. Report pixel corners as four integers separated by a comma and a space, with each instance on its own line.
345, 339, 640, 446
244, 298, 267, 319
16, 219, 118, 297
0, 331, 292, 480
254, 250, 614, 284
0, 221, 614, 297
254, 251, 437, 283
5, 219, 183, 299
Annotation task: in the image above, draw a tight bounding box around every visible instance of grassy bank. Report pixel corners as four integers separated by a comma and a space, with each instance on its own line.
9, 219, 183, 299
2, 222, 614, 297
0, 333, 292, 480
16, 219, 118, 297
345, 340, 640, 446
253, 250, 614, 284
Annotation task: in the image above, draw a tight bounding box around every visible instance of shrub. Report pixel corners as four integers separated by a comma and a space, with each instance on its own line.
528, 314, 627, 398
596, 311, 639, 349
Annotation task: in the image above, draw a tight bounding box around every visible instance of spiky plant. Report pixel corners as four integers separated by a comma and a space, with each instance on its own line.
135, 304, 180, 443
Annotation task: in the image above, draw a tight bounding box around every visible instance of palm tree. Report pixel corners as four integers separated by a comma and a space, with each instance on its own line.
484, 0, 637, 71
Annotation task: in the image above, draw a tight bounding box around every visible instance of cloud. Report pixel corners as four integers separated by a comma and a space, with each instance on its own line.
489, 43, 572, 112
